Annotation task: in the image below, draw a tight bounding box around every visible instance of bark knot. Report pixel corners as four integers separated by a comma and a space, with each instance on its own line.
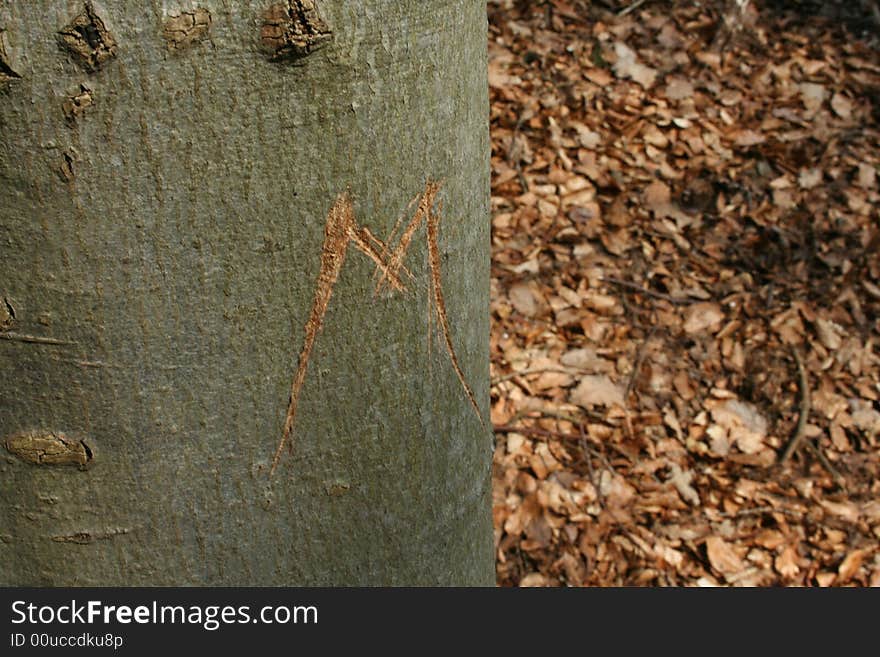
4, 430, 94, 468
163, 8, 212, 51
57, 2, 117, 73
261, 0, 332, 62
62, 84, 94, 124
0, 297, 15, 331
0, 29, 21, 87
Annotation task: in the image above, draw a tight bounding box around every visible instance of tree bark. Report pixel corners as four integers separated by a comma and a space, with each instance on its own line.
0, 0, 492, 585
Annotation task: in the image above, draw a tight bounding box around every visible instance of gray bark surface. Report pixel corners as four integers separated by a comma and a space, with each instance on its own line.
0, 0, 492, 585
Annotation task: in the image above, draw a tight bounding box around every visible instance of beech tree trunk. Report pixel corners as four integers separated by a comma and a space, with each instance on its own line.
0, 0, 492, 585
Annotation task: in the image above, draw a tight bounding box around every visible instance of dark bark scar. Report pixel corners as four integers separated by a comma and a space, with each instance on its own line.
271, 181, 485, 474
57, 2, 117, 73
4, 430, 93, 468
261, 0, 332, 62
0, 296, 15, 331
62, 84, 93, 124
0, 29, 21, 87
58, 150, 76, 183
162, 8, 212, 51
51, 527, 129, 544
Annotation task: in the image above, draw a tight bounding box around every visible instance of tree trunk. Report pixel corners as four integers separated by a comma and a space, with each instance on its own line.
0, 0, 492, 586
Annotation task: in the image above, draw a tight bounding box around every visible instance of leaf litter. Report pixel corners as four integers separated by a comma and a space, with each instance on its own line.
488, 0, 880, 587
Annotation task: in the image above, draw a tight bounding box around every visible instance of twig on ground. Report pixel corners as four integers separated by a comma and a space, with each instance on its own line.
494, 421, 630, 463
625, 326, 657, 401
729, 505, 807, 519
602, 276, 692, 305
579, 422, 604, 508
504, 407, 604, 427
491, 367, 582, 386
494, 424, 576, 440
804, 440, 847, 489
781, 347, 811, 464
620, 325, 656, 444
618, 0, 649, 17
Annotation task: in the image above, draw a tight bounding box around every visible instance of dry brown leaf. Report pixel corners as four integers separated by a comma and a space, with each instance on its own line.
820, 499, 860, 524
598, 469, 636, 507
837, 549, 869, 584
774, 546, 801, 578
869, 566, 880, 588
856, 163, 876, 189
849, 399, 880, 437
644, 179, 671, 209
509, 283, 542, 318
612, 42, 657, 88
667, 463, 700, 506
533, 370, 574, 390
707, 399, 769, 455
488, 0, 880, 589
583, 292, 618, 314
800, 82, 827, 113
754, 530, 786, 551
489, 61, 521, 89
732, 129, 765, 147
664, 76, 694, 101
798, 168, 823, 190
519, 572, 550, 587
560, 347, 612, 372
570, 375, 625, 408
815, 317, 843, 350
683, 302, 724, 334
705, 536, 745, 578
830, 92, 853, 119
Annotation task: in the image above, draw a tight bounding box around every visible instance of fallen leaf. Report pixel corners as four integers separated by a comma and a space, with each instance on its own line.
519, 572, 550, 587
598, 469, 636, 507
815, 317, 843, 350
774, 546, 801, 578
613, 42, 657, 88
705, 536, 745, 578
732, 129, 765, 147
837, 549, 869, 584
664, 76, 694, 101
509, 283, 542, 317
798, 168, 823, 190
560, 347, 612, 372
667, 463, 700, 506
707, 398, 769, 454
849, 399, 880, 436
799, 82, 827, 113
572, 123, 602, 149
683, 302, 724, 334
820, 499, 860, 523
856, 163, 876, 189
831, 93, 853, 119
489, 63, 522, 89
570, 375, 625, 408
644, 179, 671, 209
533, 370, 574, 390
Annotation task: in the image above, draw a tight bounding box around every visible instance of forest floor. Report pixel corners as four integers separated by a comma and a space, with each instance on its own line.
488, 0, 880, 586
